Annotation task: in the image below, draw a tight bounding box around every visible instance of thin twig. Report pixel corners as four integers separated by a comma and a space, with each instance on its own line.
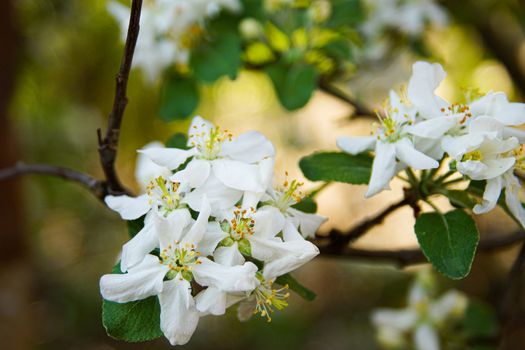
316, 197, 411, 254
0, 162, 104, 199
97, 0, 143, 195
318, 231, 525, 267
319, 83, 375, 119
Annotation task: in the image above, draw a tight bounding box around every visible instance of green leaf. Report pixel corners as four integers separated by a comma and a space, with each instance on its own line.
292, 196, 317, 214
266, 62, 317, 110
462, 300, 498, 339
165, 133, 189, 150
414, 209, 479, 279
102, 263, 163, 342
327, 0, 364, 28
191, 33, 241, 83
444, 189, 477, 209
275, 273, 316, 301
127, 216, 145, 238
299, 152, 372, 184
159, 75, 199, 121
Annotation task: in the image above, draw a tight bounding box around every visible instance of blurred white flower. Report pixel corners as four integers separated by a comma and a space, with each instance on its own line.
371, 270, 468, 350
107, 0, 242, 82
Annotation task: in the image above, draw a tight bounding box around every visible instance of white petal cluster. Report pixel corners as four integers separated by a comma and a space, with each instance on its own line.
107, 0, 242, 82
371, 269, 468, 350
100, 116, 326, 346
338, 61, 525, 226
359, 0, 447, 61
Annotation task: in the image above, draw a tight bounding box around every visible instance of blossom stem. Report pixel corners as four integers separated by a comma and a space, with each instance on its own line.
97, 0, 143, 196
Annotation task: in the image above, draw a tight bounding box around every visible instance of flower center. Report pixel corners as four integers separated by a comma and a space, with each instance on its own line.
513, 145, 525, 170
146, 176, 182, 215
272, 174, 304, 212
224, 207, 256, 241
160, 242, 201, 281
440, 103, 472, 123
462, 150, 483, 162
374, 103, 412, 143
253, 275, 290, 322
189, 123, 233, 160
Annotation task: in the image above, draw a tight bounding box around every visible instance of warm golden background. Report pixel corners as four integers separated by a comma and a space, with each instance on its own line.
1, 0, 525, 349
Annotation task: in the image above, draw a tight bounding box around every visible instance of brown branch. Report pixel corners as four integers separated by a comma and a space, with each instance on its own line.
97, 0, 143, 195
318, 231, 525, 267
0, 162, 104, 199
316, 197, 411, 254
319, 83, 375, 119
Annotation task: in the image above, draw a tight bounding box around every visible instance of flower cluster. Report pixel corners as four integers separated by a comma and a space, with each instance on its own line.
359, 0, 447, 61
100, 116, 326, 345
338, 61, 525, 226
371, 269, 468, 350
107, 0, 242, 81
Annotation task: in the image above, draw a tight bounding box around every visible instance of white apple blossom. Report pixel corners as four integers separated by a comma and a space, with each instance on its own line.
100, 199, 259, 346
105, 142, 192, 272
362, 0, 447, 39
257, 175, 327, 239
337, 90, 439, 197
371, 270, 467, 350
140, 116, 275, 215
107, 0, 242, 82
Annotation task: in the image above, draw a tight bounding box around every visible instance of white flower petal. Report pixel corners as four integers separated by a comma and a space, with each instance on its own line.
170, 159, 211, 189
220, 131, 275, 163
253, 206, 286, 238
99, 255, 168, 303
249, 236, 319, 279
337, 136, 376, 155
156, 209, 192, 250
195, 286, 228, 316
192, 258, 258, 292
371, 308, 418, 331
473, 177, 503, 214
406, 114, 462, 139
366, 141, 397, 198
159, 277, 200, 346
214, 243, 245, 266
429, 290, 467, 323
121, 211, 158, 272
183, 174, 243, 215
105, 194, 150, 220
395, 138, 439, 170
413, 323, 440, 350
282, 219, 305, 241
135, 141, 172, 191
407, 61, 448, 118
212, 159, 266, 192
287, 207, 327, 238
181, 196, 211, 246
504, 172, 525, 228
188, 115, 214, 142
138, 147, 195, 170
198, 221, 229, 256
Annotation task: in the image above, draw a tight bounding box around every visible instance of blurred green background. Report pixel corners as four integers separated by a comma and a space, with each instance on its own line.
1, 0, 525, 349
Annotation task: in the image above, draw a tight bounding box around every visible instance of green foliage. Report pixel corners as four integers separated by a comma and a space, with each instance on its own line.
292, 196, 318, 213
191, 32, 242, 83
102, 263, 163, 342
165, 133, 189, 149
414, 210, 479, 279
266, 62, 318, 110
159, 74, 199, 121
462, 300, 498, 339
275, 273, 316, 301
327, 0, 365, 28
443, 189, 477, 209
127, 216, 145, 238
299, 152, 372, 184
